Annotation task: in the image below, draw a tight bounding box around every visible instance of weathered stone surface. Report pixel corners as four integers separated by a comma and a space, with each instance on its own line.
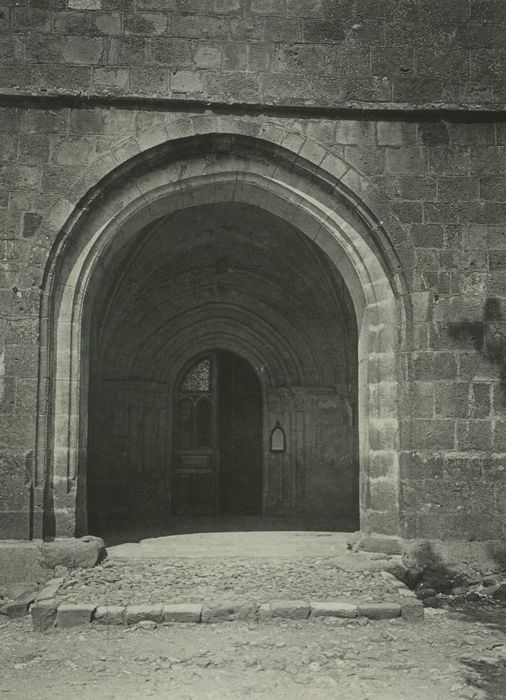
357, 536, 402, 556
357, 603, 402, 620
259, 600, 310, 620
415, 586, 437, 601
94, 605, 125, 625
402, 539, 506, 593
483, 576, 499, 587
137, 619, 157, 629
0, 599, 31, 618
36, 578, 64, 602
38, 537, 106, 570
201, 602, 258, 623
0, 543, 49, 587
3, 583, 37, 601
125, 605, 163, 625
163, 603, 202, 623
310, 601, 358, 618
202, 603, 238, 623
55, 603, 96, 628
491, 583, 506, 601
31, 601, 57, 631
401, 600, 425, 622
0, 2, 503, 107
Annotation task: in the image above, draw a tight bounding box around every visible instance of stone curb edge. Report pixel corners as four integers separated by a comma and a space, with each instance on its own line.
30, 573, 424, 631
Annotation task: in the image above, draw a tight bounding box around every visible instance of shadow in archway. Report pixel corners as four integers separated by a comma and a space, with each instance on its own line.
100, 515, 356, 547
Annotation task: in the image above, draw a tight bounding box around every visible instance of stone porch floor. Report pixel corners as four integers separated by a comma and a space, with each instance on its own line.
45, 530, 421, 626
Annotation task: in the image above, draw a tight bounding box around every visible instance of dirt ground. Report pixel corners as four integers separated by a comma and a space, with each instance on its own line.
1, 605, 505, 700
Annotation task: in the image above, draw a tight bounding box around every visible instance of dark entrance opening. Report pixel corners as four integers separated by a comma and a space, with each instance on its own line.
85, 202, 360, 543
173, 351, 263, 517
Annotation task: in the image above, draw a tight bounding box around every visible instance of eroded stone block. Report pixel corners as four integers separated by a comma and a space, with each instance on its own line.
259, 600, 310, 619
310, 601, 358, 618
125, 604, 163, 625
201, 602, 258, 622
56, 603, 96, 628
357, 603, 402, 619
94, 605, 126, 625
401, 600, 425, 621
163, 603, 202, 623
31, 601, 57, 631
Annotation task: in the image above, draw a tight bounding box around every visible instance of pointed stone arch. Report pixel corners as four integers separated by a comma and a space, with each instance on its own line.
35, 115, 423, 538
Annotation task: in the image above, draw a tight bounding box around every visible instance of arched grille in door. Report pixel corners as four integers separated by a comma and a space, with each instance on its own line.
173, 352, 263, 516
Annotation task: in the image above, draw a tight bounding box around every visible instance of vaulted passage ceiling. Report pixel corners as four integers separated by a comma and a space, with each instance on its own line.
89, 202, 357, 389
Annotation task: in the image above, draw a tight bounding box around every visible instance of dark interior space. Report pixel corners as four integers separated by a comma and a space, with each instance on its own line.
85, 203, 359, 543
172, 350, 262, 517
218, 351, 263, 516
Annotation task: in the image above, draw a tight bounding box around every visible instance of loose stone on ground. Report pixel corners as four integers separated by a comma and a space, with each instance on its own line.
54, 556, 402, 609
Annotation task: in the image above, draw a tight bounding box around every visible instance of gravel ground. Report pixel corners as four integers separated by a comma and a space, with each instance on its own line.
55, 557, 401, 606
1, 606, 506, 699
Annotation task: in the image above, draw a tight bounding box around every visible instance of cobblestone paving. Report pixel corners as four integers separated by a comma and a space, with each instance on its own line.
55, 557, 401, 606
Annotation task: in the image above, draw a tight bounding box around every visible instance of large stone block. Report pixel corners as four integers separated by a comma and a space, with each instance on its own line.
36, 578, 64, 601
457, 420, 494, 451
11, 8, 51, 32
357, 535, 402, 555
125, 605, 163, 624
412, 352, 457, 380
303, 16, 345, 43
31, 601, 57, 631
94, 605, 126, 625
251, 0, 286, 15
51, 136, 95, 166
259, 600, 310, 619
201, 602, 258, 622
310, 601, 357, 618
56, 603, 96, 628
38, 536, 106, 570
63, 36, 105, 65
151, 38, 192, 66
163, 603, 202, 623
357, 603, 401, 619
115, 37, 149, 64
0, 590, 34, 618
401, 599, 425, 621
124, 12, 168, 35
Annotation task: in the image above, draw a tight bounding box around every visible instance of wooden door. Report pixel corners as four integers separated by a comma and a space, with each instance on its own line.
173, 356, 218, 514
218, 351, 263, 515
172, 351, 263, 516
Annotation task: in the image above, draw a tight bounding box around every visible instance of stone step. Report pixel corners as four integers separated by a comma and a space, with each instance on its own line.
31, 594, 423, 631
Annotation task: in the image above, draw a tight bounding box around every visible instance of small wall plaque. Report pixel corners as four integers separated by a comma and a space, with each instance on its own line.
270, 423, 286, 453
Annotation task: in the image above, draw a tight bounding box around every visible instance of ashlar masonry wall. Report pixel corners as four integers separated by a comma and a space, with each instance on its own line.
0, 106, 504, 540
2, 0, 506, 107
0, 0, 505, 541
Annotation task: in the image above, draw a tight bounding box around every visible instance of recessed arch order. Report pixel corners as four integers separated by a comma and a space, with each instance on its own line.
37, 117, 419, 539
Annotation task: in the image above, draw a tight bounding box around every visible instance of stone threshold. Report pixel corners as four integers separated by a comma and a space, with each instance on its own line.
30, 572, 423, 631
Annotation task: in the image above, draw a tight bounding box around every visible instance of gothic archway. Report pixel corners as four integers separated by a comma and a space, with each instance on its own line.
36, 125, 415, 539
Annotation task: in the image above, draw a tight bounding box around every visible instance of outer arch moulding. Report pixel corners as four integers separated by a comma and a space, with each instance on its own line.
34, 120, 418, 538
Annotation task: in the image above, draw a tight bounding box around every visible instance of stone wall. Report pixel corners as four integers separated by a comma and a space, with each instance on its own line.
0, 0, 505, 541
1, 0, 506, 108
